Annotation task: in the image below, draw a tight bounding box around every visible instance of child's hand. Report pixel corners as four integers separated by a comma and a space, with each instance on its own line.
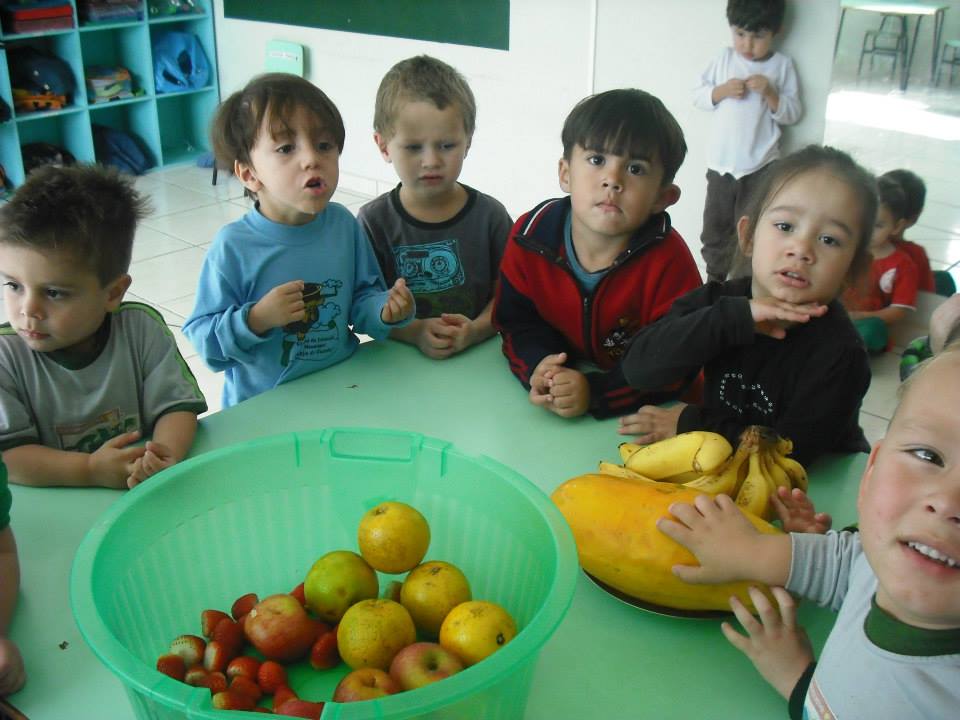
439, 313, 477, 354
381, 278, 414, 324
722, 586, 815, 700
88, 431, 147, 489
546, 367, 590, 418
745, 74, 774, 97
772, 487, 832, 534
656, 493, 764, 584
126, 441, 179, 489
719, 77, 747, 100
750, 297, 827, 339
529, 352, 568, 408
618, 404, 685, 442
249, 280, 305, 335
0, 636, 26, 695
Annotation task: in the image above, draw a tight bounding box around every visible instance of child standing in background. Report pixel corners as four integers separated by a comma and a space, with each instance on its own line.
0, 461, 24, 696
843, 175, 919, 353
695, 0, 801, 282
0, 165, 206, 488
185, 74, 414, 407
358, 55, 512, 359
658, 347, 960, 719
494, 88, 702, 419
619, 146, 873, 466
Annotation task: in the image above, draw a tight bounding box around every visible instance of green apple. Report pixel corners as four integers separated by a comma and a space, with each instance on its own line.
304, 550, 379, 623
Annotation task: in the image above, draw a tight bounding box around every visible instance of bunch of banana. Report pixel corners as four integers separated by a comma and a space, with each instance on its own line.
598, 426, 808, 520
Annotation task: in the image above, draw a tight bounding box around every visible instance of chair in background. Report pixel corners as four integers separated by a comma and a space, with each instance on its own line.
212, 40, 305, 185
858, 14, 908, 78
935, 39, 960, 86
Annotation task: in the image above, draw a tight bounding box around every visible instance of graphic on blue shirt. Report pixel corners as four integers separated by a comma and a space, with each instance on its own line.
280, 280, 342, 367
394, 239, 464, 294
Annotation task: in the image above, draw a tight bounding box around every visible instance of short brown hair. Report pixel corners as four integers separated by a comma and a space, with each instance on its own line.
0, 164, 149, 285
373, 55, 476, 141
211, 73, 345, 169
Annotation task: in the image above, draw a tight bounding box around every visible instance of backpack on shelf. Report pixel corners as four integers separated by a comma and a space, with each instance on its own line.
93, 124, 154, 176
152, 31, 210, 93
21, 142, 76, 174
9, 45, 76, 112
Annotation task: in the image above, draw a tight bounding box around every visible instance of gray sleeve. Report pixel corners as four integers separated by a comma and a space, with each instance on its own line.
785, 530, 862, 612
0, 355, 39, 450
486, 196, 513, 270
130, 309, 208, 427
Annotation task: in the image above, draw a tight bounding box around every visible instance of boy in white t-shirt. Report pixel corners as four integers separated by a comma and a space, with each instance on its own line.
694, 0, 802, 282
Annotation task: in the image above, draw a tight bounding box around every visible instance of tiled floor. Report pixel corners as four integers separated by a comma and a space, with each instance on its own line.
1, 73, 958, 438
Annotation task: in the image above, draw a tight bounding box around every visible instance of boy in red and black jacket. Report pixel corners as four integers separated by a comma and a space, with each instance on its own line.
493, 89, 702, 419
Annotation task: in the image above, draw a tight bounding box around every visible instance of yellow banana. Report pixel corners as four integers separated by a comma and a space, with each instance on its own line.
735, 452, 772, 519
658, 470, 703, 484
623, 431, 733, 479
618, 442, 643, 464
682, 441, 751, 497
597, 461, 656, 483
773, 453, 808, 492
775, 437, 794, 456
761, 450, 791, 492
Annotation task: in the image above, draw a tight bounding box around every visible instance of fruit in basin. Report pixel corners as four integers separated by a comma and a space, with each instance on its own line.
389, 641, 464, 690
243, 593, 319, 662
400, 560, 472, 638
337, 599, 416, 670
358, 501, 431, 574
304, 550, 379, 624
332, 668, 401, 702
439, 600, 517, 667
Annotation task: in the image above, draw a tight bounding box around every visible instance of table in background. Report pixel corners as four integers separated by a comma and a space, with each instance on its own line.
7, 339, 867, 719
836, 0, 950, 90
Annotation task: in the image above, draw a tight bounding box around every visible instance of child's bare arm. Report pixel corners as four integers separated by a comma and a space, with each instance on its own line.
3, 432, 146, 488
657, 493, 792, 586
772, 487, 832, 534
722, 586, 814, 700
0, 527, 26, 695
126, 411, 198, 488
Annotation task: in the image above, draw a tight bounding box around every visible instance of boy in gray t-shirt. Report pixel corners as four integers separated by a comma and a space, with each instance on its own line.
0, 166, 206, 489
659, 347, 960, 719
358, 55, 512, 359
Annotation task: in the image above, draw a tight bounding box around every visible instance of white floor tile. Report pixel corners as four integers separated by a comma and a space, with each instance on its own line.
859, 411, 888, 447
186, 354, 224, 417
141, 182, 219, 219
129, 246, 208, 304
132, 226, 194, 263
142, 201, 248, 246
158, 294, 197, 319
159, 165, 247, 201
860, 352, 903, 420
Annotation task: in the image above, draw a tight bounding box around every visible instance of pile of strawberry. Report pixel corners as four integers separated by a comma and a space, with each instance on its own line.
155, 585, 338, 718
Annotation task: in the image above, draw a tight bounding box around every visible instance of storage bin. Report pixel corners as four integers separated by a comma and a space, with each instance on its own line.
71, 427, 578, 719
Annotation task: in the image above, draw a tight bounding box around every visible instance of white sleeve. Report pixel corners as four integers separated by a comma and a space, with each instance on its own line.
785, 530, 861, 612
771, 56, 802, 125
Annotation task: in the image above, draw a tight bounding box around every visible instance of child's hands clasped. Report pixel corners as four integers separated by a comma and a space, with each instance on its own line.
0, 636, 26, 695
87, 430, 147, 489
381, 278, 415, 324
723, 586, 815, 700
750, 296, 828, 339
618, 404, 685, 442
248, 280, 306, 335
772, 487, 832, 534
126, 441, 179, 489
412, 314, 476, 359
529, 352, 590, 418
718, 77, 747, 100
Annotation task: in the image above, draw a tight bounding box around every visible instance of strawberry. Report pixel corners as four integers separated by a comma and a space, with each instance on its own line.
308, 630, 339, 670
204, 671, 228, 695
212, 617, 245, 656
211, 689, 256, 711
271, 684, 297, 709
184, 664, 208, 687
231, 592, 259, 620
226, 655, 261, 681
203, 640, 232, 673
200, 609, 230, 638
230, 675, 263, 703
156, 653, 186, 681
169, 634, 206, 668
273, 699, 324, 719
257, 660, 288, 695
290, 582, 306, 606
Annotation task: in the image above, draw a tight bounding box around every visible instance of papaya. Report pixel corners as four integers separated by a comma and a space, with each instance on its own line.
551, 473, 781, 612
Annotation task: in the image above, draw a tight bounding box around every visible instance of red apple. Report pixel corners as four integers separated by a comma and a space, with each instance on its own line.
332, 667, 401, 702
389, 641, 464, 690
243, 593, 319, 662
273, 699, 325, 718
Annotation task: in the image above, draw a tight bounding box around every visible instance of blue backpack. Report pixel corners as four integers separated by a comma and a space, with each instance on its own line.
93, 125, 154, 175
9, 45, 76, 98
152, 31, 210, 93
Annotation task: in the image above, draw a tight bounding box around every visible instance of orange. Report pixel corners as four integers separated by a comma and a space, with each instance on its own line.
357, 501, 430, 574
337, 599, 416, 670
401, 560, 472, 638
439, 600, 517, 667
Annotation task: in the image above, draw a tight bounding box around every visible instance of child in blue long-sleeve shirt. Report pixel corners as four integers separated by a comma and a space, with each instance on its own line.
185, 74, 414, 407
